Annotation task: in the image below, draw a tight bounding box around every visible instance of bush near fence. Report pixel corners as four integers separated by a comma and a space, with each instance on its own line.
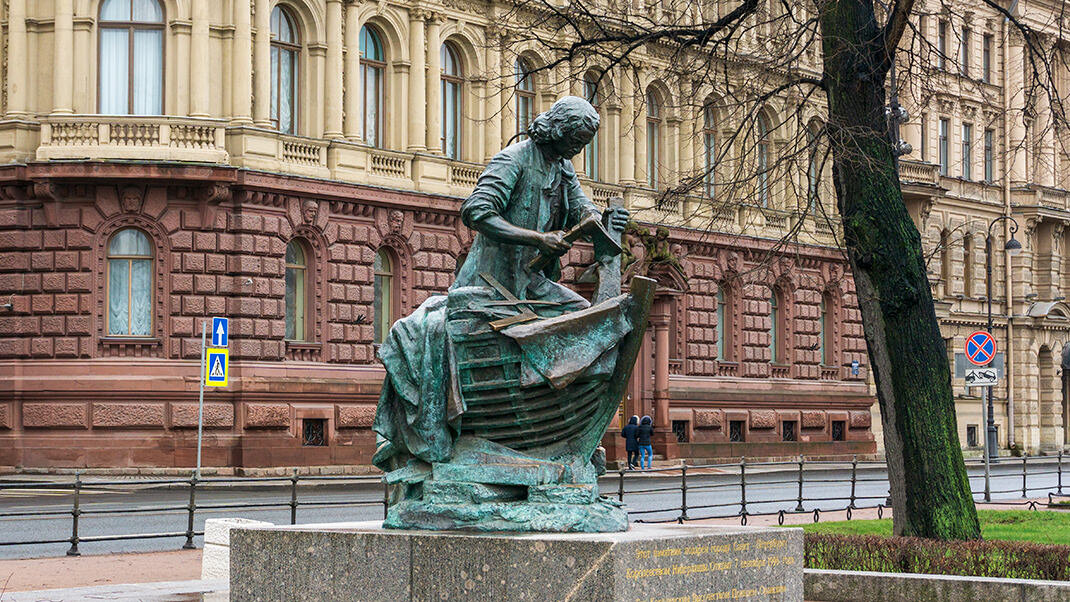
804, 533, 1070, 581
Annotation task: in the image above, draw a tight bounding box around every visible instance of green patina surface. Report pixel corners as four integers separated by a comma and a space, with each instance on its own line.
371, 97, 653, 533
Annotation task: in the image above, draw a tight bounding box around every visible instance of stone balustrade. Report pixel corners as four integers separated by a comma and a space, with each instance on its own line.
38, 115, 228, 163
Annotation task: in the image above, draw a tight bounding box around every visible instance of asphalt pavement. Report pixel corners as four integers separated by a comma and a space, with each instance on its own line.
0, 459, 1064, 559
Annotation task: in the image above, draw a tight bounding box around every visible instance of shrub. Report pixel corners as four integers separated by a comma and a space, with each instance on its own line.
805, 533, 1070, 581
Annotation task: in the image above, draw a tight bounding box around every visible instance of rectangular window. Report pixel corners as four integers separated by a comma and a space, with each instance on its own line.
302, 418, 327, 446
960, 27, 970, 77
982, 34, 993, 82
939, 118, 949, 176
938, 21, 948, 70
782, 421, 797, 442
966, 424, 978, 448
984, 129, 995, 183
672, 420, 690, 443
831, 420, 846, 442
729, 420, 745, 442
920, 113, 928, 161
962, 123, 973, 180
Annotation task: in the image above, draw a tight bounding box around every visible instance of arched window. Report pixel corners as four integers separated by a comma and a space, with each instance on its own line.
717, 285, 733, 361
703, 103, 717, 197
373, 249, 395, 344
441, 43, 462, 159
769, 290, 780, 364
98, 0, 164, 115
646, 90, 662, 189
583, 73, 601, 180
285, 240, 309, 341
360, 26, 386, 148
106, 228, 153, 336
270, 6, 300, 134
515, 59, 536, 138
757, 114, 771, 206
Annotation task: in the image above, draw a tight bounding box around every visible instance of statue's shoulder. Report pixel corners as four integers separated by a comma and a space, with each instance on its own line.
494, 139, 535, 163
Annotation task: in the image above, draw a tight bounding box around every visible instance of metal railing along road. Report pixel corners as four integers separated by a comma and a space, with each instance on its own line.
1, 453, 1067, 556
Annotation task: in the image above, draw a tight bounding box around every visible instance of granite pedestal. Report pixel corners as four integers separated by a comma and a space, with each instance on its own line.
230, 521, 802, 601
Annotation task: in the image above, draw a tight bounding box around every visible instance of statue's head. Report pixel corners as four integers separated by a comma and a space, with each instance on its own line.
528, 96, 600, 160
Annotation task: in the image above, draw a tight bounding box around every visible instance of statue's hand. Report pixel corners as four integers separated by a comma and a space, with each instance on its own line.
606, 207, 630, 233
535, 231, 571, 255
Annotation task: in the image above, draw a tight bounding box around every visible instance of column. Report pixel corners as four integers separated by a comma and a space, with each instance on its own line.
483, 30, 502, 161
324, 0, 344, 138
343, 2, 362, 140
651, 300, 678, 459
6, 0, 27, 117
425, 15, 442, 153
619, 67, 636, 184
190, 0, 210, 117
500, 39, 516, 147
174, 21, 191, 116
52, 0, 74, 114
231, 0, 253, 124
677, 89, 694, 178
635, 68, 648, 187
407, 10, 427, 151
1036, 42, 1056, 187
73, 13, 92, 112
1007, 31, 1027, 183
253, 0, 272, 126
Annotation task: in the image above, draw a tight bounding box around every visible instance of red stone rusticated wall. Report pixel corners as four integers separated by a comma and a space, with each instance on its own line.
0, 163, 873, 469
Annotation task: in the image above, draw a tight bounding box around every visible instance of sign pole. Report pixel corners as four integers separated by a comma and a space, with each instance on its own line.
196, 320, 207, 480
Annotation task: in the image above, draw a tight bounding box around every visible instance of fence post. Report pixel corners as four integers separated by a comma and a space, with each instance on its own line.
618, 468, 626, 503
382, 481, 389, 519
849, 455, 858, 509
794, 456, 805, 512
182, 472, 197, 550
66, 472, 81, 557
1059, 451, 1064, 495
680, 464, 689, 521
1022, 454, 1028, 499
739, 457, 748, 518
290, 468, 299, 525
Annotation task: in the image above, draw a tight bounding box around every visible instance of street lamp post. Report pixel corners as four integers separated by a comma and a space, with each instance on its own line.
983, 216, 1022, 499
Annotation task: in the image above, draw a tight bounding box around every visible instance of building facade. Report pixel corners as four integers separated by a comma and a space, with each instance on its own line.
891, 1, 1070, 455
0, 0, 892, 469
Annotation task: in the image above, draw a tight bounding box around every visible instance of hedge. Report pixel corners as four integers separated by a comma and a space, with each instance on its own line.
805, 533, 1070, 581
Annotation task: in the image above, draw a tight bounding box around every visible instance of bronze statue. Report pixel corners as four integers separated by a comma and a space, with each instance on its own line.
372, 96, 654, 532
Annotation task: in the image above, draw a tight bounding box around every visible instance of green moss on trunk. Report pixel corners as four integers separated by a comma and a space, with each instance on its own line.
818, 0, 981, 540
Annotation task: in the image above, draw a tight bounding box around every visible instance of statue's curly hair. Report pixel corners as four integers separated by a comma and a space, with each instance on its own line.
528, 96, 600, 144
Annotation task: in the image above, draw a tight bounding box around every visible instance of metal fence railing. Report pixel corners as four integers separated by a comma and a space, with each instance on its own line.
2, 452, 1066, 555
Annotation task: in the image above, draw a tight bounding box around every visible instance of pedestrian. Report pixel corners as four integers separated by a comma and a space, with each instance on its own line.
637, 416, 654, 470
621, 415, 640, 469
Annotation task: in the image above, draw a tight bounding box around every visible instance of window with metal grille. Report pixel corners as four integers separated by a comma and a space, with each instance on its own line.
671, 420, 690, 443
831, 420, 846, 442
729, 420, 745, 442
782, 421, 797, 442
966, 425, 978, 448
302, 418, 327, 446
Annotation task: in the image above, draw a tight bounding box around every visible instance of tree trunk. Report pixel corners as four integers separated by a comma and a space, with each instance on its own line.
819, 0, 981, 540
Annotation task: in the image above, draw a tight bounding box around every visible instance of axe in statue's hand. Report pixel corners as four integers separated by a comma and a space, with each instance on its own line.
526, 214, 623, 274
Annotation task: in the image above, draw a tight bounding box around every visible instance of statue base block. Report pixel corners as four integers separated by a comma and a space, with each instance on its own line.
384, 494, 628, 532
230, 521, 803, 602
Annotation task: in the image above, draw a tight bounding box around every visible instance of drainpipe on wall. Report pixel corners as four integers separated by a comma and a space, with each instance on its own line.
1002, 1, 1017, 448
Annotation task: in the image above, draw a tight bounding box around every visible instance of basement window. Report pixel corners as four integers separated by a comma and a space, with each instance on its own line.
782, 421, 797, 442
729, 420, 745, 442
831, 420, 846, 442
302, 418, 327, 446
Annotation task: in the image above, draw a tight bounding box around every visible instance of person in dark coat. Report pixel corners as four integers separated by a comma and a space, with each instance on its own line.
637, 415, 654, 470
621, 415, 640, 469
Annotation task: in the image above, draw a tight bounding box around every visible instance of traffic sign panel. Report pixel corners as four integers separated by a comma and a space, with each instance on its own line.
965, 331, 996, 366
205, 348, 228, 387
965, 367, 998, 387
211, 317, 228, 348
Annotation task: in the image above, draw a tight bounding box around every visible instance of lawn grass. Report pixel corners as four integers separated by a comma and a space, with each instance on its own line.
797, 510, 1070, 546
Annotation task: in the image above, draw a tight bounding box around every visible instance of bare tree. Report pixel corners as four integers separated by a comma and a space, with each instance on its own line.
478, 0, 1070, 539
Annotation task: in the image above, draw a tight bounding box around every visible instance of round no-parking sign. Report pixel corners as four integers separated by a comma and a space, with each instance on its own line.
965, 331, 996, 366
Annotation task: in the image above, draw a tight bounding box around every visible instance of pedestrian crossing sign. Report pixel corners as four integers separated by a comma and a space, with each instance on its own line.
205, 348, 228, 387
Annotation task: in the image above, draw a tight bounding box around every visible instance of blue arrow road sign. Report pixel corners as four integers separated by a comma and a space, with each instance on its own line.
211, 317, 228, 348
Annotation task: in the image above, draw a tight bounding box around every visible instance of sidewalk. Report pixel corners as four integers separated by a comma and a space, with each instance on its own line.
0, 549, 202, 593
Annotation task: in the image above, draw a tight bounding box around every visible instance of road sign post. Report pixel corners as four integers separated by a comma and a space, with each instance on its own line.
196, 321, 206, 479
197, 318, 229, 479
965, 329, 998, 499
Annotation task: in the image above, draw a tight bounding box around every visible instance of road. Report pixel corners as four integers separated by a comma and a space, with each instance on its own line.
0, 459, 1064, 559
